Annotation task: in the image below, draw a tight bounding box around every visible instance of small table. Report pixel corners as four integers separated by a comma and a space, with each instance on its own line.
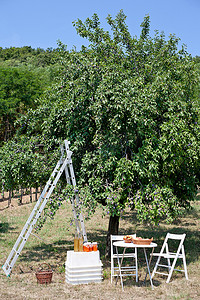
113, 241, 157, 290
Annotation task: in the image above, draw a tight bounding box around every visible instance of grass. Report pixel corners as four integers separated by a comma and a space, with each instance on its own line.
0, 194, 200, 300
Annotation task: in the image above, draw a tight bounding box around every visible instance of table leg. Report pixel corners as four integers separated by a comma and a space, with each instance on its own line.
143, 247, 154, 290
144, 247, 154, 284
115, 247, 125, 291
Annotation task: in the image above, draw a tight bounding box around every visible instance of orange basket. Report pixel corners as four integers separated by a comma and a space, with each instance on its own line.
35, 263, 53, 284
132, 237, 153, 245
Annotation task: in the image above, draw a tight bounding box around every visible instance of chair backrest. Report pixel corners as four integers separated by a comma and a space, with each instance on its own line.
111, 234, 136, 242
167, 233, 186, 241
161, 233, 186, 255
111, 235, 125, 242
110, 234, 136, 256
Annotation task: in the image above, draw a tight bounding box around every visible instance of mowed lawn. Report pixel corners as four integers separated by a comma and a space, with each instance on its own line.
0, 193, 200, 300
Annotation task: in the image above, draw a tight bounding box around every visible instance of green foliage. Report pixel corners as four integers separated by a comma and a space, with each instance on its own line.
0, 66, 45, 142
133, 185, 183, 225
0, 46, 59, 68
193, 56, 200, 116
0, 135, 61, 191
0, 46, 61, 143
69, 11, 199, 225
1, 11, 200, 228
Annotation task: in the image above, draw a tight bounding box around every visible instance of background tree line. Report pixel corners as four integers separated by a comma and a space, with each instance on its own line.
0, 46, 62, 143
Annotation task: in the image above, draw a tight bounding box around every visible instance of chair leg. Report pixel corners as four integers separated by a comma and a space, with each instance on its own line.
166, 244, 171, 272
151, 255, 161, 279
167, 257, 171, 272
166, 256, 179, 283
182, 246, 188, 280
135, 248, 138, 282
115, 247, 124, 291
111, 258, 113, 283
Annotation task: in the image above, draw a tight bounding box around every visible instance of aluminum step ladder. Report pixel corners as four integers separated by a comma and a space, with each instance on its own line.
2, 140, 87, 277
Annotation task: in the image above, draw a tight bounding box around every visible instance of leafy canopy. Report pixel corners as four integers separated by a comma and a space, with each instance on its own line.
1, 11, 199, 227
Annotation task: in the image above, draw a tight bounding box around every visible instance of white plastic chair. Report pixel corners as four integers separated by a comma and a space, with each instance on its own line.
151, 233, 188, 283
110, 234, 138, 284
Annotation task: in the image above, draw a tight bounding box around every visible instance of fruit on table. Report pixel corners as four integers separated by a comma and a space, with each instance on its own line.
123, 235, 132, 240
123, 235, 134, 242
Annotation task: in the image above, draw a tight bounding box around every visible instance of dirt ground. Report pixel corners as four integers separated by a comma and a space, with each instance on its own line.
0, 192, 200, 300
1, 267, 200, 300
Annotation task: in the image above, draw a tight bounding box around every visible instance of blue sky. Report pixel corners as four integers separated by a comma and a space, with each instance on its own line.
1, 0, 199, 57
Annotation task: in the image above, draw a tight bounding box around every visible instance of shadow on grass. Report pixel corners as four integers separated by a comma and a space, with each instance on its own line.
17, 224, 199, 271
19, 240, 73, 266
0, 222, 12, 233
18, 228, 109, 270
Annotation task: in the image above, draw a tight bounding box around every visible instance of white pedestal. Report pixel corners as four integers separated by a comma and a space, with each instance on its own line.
65, 250, 103, 285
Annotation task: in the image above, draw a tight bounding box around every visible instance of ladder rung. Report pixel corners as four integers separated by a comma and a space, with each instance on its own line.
12, 249, 20, 254
155, 271, 168, 276
171, 268, 184, 272
20, 236, 27, 241
157, 264, 170, 268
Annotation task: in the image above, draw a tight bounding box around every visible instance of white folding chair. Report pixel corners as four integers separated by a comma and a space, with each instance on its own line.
110, 234, 138, 284
151, 233, 188, 283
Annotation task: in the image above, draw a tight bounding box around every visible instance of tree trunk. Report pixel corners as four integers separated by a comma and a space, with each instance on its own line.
35, 187, 38, 201
30, 187, 32, 203
20, 186, 23, 205
105, 215, 120, 258
8, 190, 11, 207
